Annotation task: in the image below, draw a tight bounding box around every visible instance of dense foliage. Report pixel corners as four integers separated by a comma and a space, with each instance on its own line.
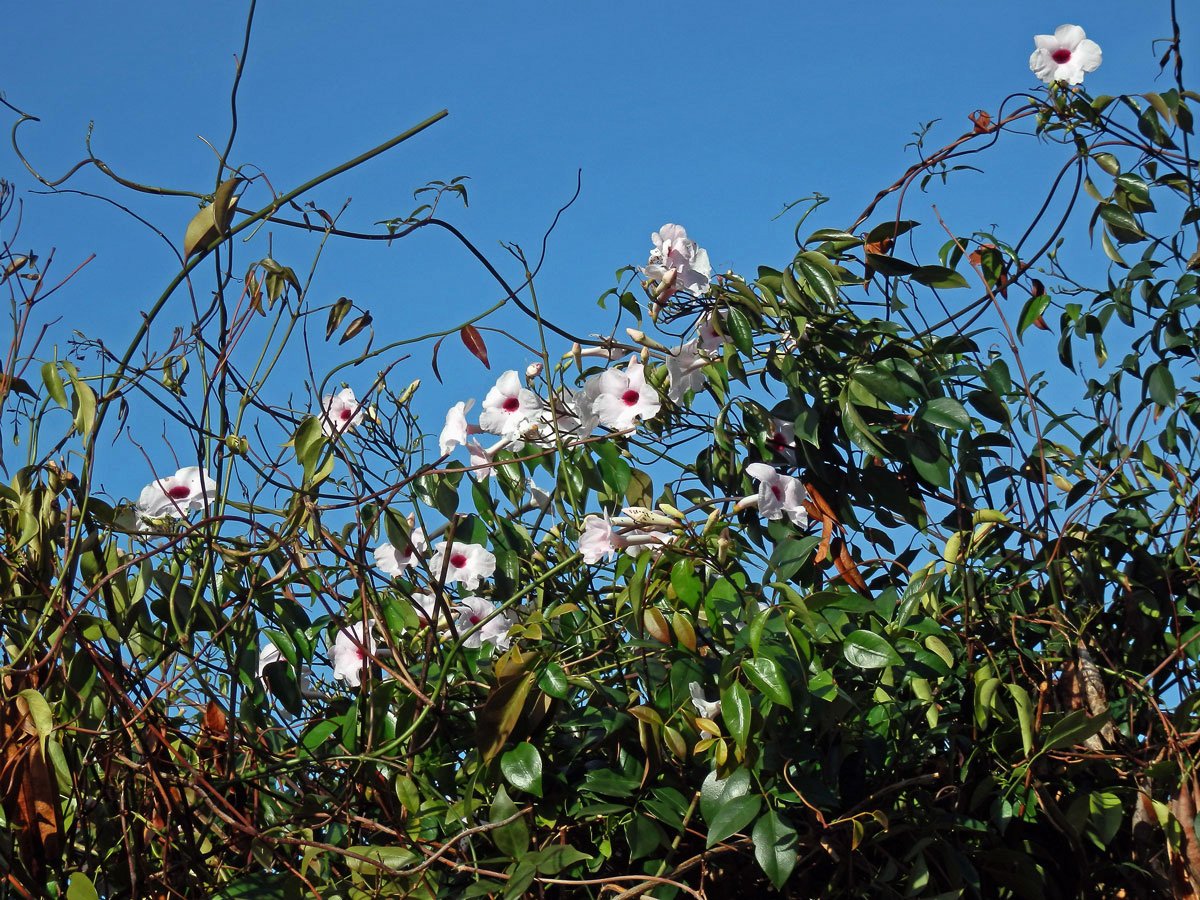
5, 11, 1200, 900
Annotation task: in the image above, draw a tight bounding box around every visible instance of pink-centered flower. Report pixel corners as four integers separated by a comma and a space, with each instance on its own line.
321, 387, 367, 437
587, 357, 661, 431
764, 418, 797, 465
643, 224, 712, 299
330, 620, 376, 687
453, 596, 515, 650
1030, 25, 1101, 85
439, 399, 477, 456
696, 312, 728, 354
135, 466, 217, 519
478, 370, 543, 440
374, 527, 428, 576
429, 541, 497, 589
743, 463, 809, 527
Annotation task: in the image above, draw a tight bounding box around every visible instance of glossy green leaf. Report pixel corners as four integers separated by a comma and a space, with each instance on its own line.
753, 809, 798, 889
843, 630, 903, 669
722, 682, 752, 750
706, 794, 762, 848
918, 397, 970, 431
744, 657, 792, 709
501, 742, 543, 797
726, 307, 754, 355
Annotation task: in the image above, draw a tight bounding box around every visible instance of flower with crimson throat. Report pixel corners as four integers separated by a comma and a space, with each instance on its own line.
1030, 25, 1101, 85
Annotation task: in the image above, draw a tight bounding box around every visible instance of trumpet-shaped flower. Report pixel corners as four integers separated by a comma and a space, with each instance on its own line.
1030, 25, 1101, 85
478, 370, 543, 440
321, 387, 367, 437
409, 591, 451, 628
135, 466, 217, 519
666, 339, 709, 404
439, 399, 477, 456
454, 596, 515, 650
579, 513, 673, 564
587, 357, 661, 431
373, 527, 428, 576
430, 541, 497, 589
643, 224, 712, 299
329, 620, 376, 687
696, 312, 728, 353
743, 463, 809, 527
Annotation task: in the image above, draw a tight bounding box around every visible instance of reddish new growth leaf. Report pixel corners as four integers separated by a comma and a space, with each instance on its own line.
460, 324, 491, 369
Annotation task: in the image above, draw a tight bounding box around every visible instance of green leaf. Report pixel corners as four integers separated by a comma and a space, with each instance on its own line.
1092, 152, 1120, 176
538, 663, 569, 699
840, 398, 890, 458
843, 631, 902, 669
477, 672, 534, 763
344, 845, 419, 875
918, 397, 970, 431
66, 874, 100, 900
1018, 291, 1051, 338
1146, 363, 1177, 407
17, 688, 53, 753
528, 844, 591, 874
706, 794, 762, 847
721, 682, 752, 750
501, 742, 543, 797
911, 265, 969, 289
1042, 709, 1110, 753
491, 785, 529, 859
726, 307, 754, 355
1007, 683, 1034, 757
752, 810, 798, 889
744, 657, 792, 709
701, 768, 751, 824
394, 774, 420, 814
42, 362, 68, 410
1100, 203, 1144, 239
795, 251, 839, 306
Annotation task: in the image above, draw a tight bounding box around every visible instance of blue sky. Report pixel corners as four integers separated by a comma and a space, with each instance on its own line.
2, 1, 1197, 495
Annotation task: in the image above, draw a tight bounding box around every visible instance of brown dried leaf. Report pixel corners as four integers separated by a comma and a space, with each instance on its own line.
460, 324, 490, 369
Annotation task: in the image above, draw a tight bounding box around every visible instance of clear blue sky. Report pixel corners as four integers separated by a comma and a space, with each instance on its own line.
2, 1, 1196, 495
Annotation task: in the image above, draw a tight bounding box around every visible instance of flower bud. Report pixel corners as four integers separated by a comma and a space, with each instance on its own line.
398, 379, 421, 405
625, 328, 667, 352
525, 362, 543, 380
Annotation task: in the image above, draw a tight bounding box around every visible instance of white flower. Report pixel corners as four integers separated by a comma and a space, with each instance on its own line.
764, 418, 797, 465
320, 387, 366, 437
257, 643, 284, 679
374, 527, 427, 576
527, 478, 552, 510
665, 339, 709, 404
409, 591, 450, 627
688, 682, 721, 736
587, 357, 661, 431
643, 224, 712, 299
453, 596, 515, 650
696, 312, 728, 353
430, 541, 497, 589
330, 620, 376, 687
439, 399, 476, 456
478, 370, 543, 440
578, 513, 673, 564
1030, 25, 1102, 85
529, 388, 599, 446
525, 362, 543, 380
744, 463, 809, 527
135, 466, 218, 519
